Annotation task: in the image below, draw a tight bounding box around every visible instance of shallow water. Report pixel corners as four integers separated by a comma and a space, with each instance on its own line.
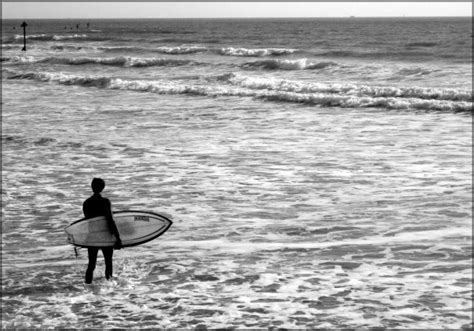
1, 17, 473, 328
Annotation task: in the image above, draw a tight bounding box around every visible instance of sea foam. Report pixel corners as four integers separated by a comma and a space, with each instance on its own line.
220, 73, 474, 102
3, 56, 195, 68
242, 58, 337, 70
218, 47, 298, 57
99, 45, 208, 55
5, 70, 472, 112
155, 45, 208, 54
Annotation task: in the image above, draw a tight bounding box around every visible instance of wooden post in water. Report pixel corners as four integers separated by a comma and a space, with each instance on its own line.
21, 21, 27, 51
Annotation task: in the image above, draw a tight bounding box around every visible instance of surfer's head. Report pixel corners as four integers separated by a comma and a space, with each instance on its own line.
91, 178, 105, 193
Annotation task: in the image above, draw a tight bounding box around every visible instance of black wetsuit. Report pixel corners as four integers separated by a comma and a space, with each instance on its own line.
83, 193, 121, 284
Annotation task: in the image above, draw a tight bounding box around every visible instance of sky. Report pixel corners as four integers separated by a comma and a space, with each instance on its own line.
1, 2, 472, 19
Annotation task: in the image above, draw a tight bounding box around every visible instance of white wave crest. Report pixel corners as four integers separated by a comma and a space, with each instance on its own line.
242, 58, 337, 70
5, 33, 89, 43
2, 56, 39, 63
253, 90, 472, 112
6, 70, 472, 112
52, 34, 88, 41
220, 73, 473, 102
3, 56, 194, 68
15, 34, 49, 40
155, 45, 207, 54
219, 47, 298, 57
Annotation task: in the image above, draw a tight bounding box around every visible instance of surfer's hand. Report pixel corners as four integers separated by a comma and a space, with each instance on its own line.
114, 239, 123, 250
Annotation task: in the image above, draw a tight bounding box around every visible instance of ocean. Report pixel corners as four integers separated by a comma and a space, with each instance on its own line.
1, 17, 472, 328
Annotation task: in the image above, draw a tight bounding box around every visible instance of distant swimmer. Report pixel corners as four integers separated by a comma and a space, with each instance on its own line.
82, 178, 122, 284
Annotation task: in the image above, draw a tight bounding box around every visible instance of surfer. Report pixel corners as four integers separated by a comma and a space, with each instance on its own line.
83, 178, 122, 284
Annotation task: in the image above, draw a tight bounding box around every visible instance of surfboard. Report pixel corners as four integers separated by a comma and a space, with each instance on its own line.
65, 210, 172, 248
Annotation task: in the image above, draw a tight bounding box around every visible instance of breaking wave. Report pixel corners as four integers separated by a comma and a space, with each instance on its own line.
218, 47, 298, 57
217, 73, 473, 102
50, 45, 96, 51
13, 34, 51, 41
52, 34, 89, 41
1, 56, 37, 64
4, 69, 472, 112
242, 58, 338, 70
155, 45, 208, 54
3, 33, 104, 44
2, 56, 196, 68
98, 45, 297, 57
3, 38, 298, 59
99, 45, 208, 54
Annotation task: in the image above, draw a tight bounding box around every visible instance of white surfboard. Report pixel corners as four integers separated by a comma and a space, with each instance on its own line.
65, 210, 172, 248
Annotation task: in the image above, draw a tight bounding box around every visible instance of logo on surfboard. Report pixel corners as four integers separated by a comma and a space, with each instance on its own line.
134, 215, 150, 222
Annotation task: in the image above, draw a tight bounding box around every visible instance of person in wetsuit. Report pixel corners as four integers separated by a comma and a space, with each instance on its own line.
83, 178, 122, 284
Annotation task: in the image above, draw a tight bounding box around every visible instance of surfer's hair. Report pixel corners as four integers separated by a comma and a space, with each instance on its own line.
91, 178, 105, 193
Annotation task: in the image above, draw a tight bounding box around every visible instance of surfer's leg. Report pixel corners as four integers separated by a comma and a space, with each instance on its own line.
85, 248, 99, 284
102, 247, 114, 280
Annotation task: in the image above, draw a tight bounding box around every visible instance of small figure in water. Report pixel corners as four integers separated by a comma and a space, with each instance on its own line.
83, 178, 122, 284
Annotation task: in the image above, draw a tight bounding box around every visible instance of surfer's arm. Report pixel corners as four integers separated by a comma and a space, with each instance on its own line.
105, 200, 122, 247
82, 200, 90, 218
